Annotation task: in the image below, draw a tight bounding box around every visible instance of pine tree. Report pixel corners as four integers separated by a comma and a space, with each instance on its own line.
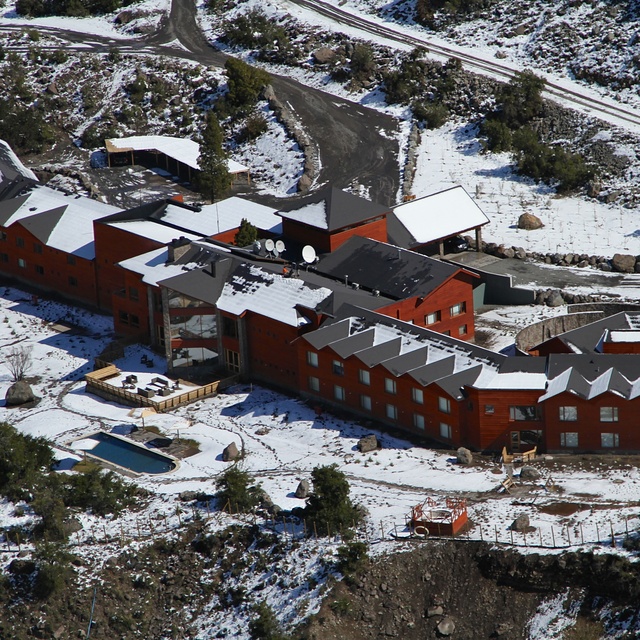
234, 218, 258, 247
197, 111, 230, 203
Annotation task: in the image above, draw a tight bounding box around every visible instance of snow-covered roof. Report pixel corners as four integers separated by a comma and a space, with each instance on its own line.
107, 219, 201, 245
277, 186, 390, 232
217, 264, 333, 327
104, 136, 248, 174
474, 371, 549, 390
304, 307, 503, 390
0, 140, 37, 182
4, 185, 119, 259
118, 247, 198, 286
391, 186, 489, 246
160, 197, 282, 236
607, 330, 640, 343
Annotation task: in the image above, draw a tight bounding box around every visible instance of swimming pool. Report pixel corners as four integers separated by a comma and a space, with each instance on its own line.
77, 432, 176, 475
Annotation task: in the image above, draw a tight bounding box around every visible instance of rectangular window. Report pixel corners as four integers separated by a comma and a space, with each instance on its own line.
119, 310, 129, 325
438, 396, 451, 414
361, 395, 372, 411
68, 276, 78, 286
412, 388, 424, 404
17, 258, 26, 268
334, 385, 345, 401
332, 360, 344, 376
130, 314, 140, 328
425, 310, 441, 325
560, 432, 579, 447
450, 302, 466, 317
600, 407, 618, 422
33, 243, 42, 254
0, 231, 6, 241
440, 422, 452, 439
509, 406, 541, 421
225, 349, 240, 373
35, 265, 44, 275
222, 316, 238, 338
308, 376, 320, 392
459, 324, 468, 336
157, 325, 165, 348
414, 413, 425, 430
384, 378, 396, 394
601, 433, 620, 448
67, 254, 76, 265
359, 369, 370, 385
16, 237, 24, 248
0, 252, 8, 263
559, 406, 578, 421
485, 404, 495, 414
307, 351, 318, 367
129, 286, 139, 301
386, 403, 397, 420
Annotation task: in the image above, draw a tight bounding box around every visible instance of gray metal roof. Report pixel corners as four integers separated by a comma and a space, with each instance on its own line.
381, 346, 430, 377
277, 186, 390, 232
314, 236, 461, 300
19, 206, 67, 244
354, 338, 403, 367
329, 329, 376, 359
407, 357, 456, 386
304, 318, 352, 350
436, 365, 484, 400
0, 194, 29, 226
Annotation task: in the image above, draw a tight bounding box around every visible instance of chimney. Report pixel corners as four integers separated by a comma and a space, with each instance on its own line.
167, 236, 191, 263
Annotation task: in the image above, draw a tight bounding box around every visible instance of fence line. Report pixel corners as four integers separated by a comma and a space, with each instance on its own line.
84, 364, 238, 412
3, 509, 637, 555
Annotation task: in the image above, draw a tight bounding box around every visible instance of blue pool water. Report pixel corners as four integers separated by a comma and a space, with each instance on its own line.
84, 432, 175, 474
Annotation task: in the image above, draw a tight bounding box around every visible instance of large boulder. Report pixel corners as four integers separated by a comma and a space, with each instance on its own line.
437, 617, 456, 636
510, 513, 530, 532
222, 442, 239, 462
5, 381, 37, 406
295, 480, 310, 499
312, 47, 336, 64
517, 212, 544, 230
546, 290, 565, 307
519, 466, 541, 481
612, 253, 636, 273
456, 447, 473, 465
357, 434, 379, 453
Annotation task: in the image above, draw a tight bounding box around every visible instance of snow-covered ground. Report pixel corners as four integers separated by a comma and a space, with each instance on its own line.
1, 283, 640, 634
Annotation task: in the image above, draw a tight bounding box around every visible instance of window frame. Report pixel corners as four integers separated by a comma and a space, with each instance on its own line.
334, 385, 345, 402
425, 310, 441, 325
560, 432, 579, 447
332, 359, 344, 376
449, 301, 466, 317
509, 405, 541, 421
360, 394, 372, 411
440, 422, 452, 439
359, 369, 370, 386
600, 406, 619, 423
386, 403, 397, 420
601, 432, 620, 448
559, 406, 578, 422
384, 377, 396, 395
438, 396, 451, 414
307, 351, 319, 368
308, 376, 320, 392
413, 413, 425, 430
412, 387, 424, 405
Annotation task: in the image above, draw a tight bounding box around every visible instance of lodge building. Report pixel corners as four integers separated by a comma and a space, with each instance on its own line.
2, 143, 640, 455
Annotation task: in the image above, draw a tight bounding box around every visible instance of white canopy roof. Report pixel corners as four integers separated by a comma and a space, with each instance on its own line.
392, 186, 489, 246
105, 136, 248, 174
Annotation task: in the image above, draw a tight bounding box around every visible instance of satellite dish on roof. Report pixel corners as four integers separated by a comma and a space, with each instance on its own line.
302, 245, 317, 264
275, 240, 286, 254
265, 238, 275, 253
